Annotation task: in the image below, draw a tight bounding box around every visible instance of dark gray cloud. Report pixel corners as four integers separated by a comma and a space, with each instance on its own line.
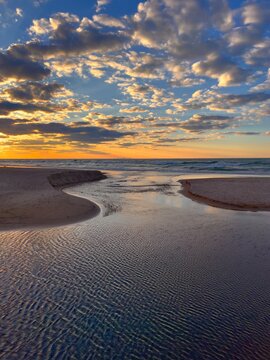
156, 137, 203, 143
223, 93, 270, 106
0, 118, 133, 143
4, 82, 67, 101
180, 114, 234, 133
92, 115, 144, 127
225, 131, 261, 136
0, 51, 50, 83
181, 91, 270, 112
0, 100, 55, 115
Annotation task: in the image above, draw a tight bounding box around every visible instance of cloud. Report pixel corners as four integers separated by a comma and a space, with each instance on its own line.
226, 25, 262, 54
5, 1, 268, 89
209, 0, 233, 31
132, 0, 209, 48
24, 13, 129, 59
96, 0, 111, 13
3, 82, 72, 101
16, 8, 23, 17
242, 2, 270, 25
29, 13, 80, 35
123, 83, 152, 99
225, 131, 261, 136
252, 69, 270, 91
125, 52, 164, 79
179, 90, 270, 115
0, 0, 269, 153
118, 82, 173, 109
0, 2, 24, 28
0, 51, 50, 84
93, 14, 125, 28
0, 90, 97, 120
0, 100, 56, 115
222, 93, 270, 107
33, 0, 50, 6
130, 0, 232, 60
83, 113, 146, 130
179, 114, 235, 133
155, 136, 204, 143
0, 118, 133, 143
192, 53, 250, 87
144, 113, 237, 135
244, 39, 270, 67
119, 106, 147, 113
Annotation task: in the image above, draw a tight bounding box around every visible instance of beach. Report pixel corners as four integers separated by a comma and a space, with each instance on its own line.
1, 167, 270, 359
180, 177, 270, 211
0, 167, 269, 230
0, 167, 106, 229
1, 0, 270, 357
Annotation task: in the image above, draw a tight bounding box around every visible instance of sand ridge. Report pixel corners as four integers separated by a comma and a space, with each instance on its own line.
0, 167, 106, 230
180, 177, 270, 211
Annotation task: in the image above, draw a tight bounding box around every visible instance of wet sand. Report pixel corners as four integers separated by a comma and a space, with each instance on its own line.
1, 169, 269, 232
0, 167, 106, 229
1, 170, 270, 359
180, 177, 270, 211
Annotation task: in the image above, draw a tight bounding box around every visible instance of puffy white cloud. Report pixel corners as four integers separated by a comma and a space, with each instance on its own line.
192, 53, 250, 86
29, 13, 80, 35
130, 0, 231, 60
131, 0, 213, 57
1, 0, 269, 149
24, 13, 129, 59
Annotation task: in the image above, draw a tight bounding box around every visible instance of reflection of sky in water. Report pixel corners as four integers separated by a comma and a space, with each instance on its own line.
97, 171, 269, 216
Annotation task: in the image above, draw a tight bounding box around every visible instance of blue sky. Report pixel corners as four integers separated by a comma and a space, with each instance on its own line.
0, 0, 269, 158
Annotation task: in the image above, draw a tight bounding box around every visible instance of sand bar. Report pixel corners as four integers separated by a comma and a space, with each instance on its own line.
180, 177, 270, 211
0, 167, 106, 229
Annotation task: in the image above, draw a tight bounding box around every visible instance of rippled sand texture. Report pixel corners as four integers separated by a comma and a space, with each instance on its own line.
1, 171, 270, 359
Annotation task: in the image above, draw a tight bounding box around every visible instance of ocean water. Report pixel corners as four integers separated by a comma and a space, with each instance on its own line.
1, 169, 270, 359
0, 158, 270, 175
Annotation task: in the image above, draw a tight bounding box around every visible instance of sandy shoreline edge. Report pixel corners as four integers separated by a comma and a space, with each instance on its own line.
180, 177, 270, 211
0, 167, 106, 230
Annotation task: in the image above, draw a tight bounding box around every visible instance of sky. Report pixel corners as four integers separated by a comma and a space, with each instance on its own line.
0, 0, 269, 159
